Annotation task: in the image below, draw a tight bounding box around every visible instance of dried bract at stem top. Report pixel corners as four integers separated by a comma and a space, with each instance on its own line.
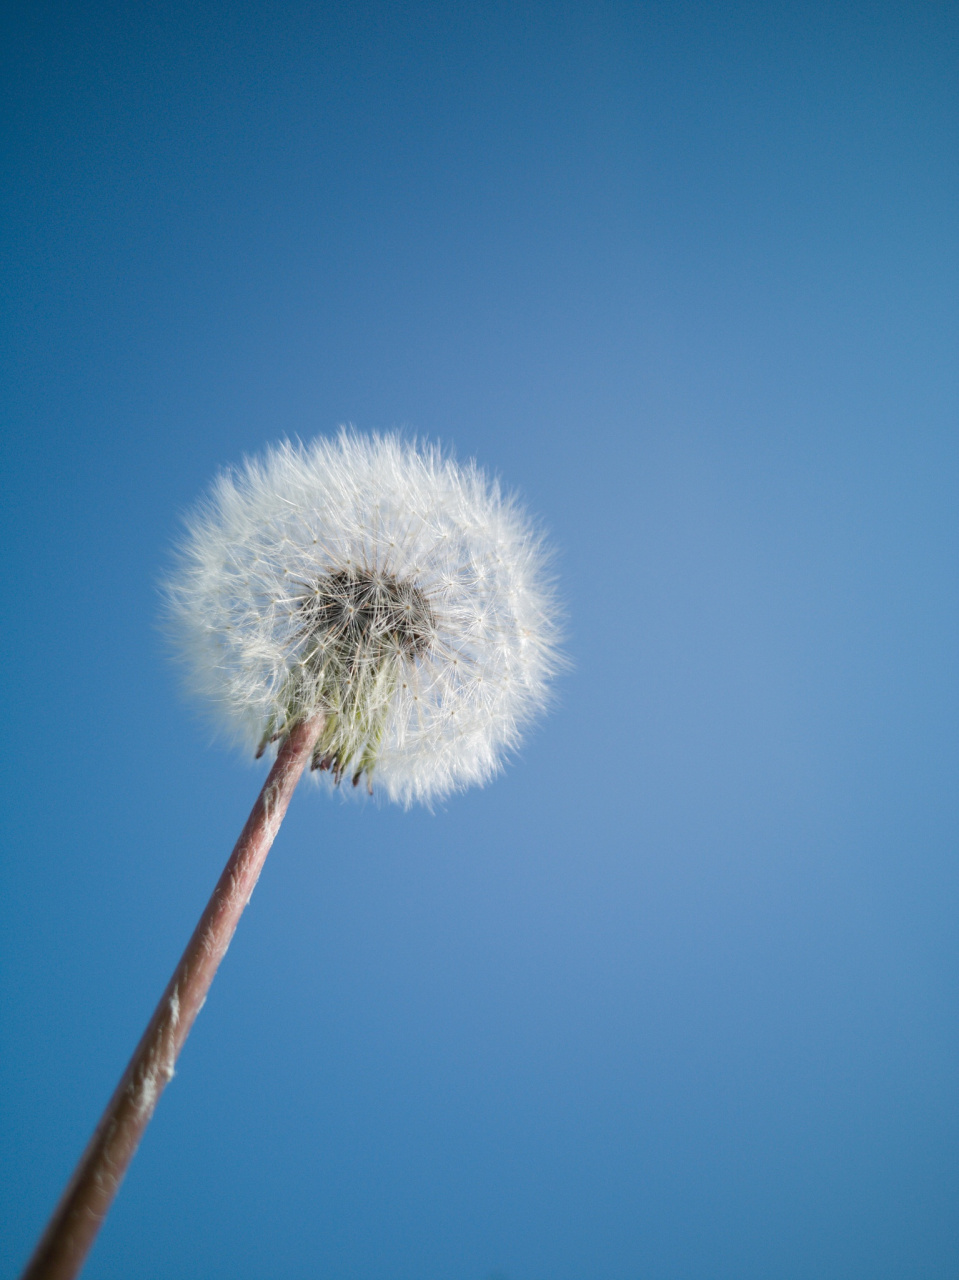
260, 567, 437, 790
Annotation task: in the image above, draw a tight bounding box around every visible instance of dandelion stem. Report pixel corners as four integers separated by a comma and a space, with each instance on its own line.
20, 714, 326, 1280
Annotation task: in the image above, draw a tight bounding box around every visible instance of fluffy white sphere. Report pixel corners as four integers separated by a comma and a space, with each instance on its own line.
166, 432, 561, 805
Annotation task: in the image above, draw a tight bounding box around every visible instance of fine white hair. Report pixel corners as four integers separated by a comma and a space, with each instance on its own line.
165, 431, 561, 806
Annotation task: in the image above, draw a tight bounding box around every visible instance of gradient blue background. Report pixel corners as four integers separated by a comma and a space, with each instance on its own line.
2, 3, 958, 1277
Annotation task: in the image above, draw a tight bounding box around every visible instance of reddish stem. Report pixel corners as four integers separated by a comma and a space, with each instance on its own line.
21, 715, 326, 1280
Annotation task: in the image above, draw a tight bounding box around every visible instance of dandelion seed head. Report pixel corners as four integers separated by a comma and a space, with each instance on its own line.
165, 431, 561, 805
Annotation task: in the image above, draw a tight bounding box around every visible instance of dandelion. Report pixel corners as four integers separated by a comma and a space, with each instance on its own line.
169, 431, 559, 803
23, 431, 560, 1280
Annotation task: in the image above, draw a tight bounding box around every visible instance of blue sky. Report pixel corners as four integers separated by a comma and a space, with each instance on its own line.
2, 2, 958, 1278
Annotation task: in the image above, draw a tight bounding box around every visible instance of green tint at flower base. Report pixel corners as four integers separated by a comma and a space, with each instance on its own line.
257, 567, 436, 790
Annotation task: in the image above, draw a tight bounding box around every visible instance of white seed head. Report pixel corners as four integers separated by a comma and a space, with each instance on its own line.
165, 431, 561, 805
